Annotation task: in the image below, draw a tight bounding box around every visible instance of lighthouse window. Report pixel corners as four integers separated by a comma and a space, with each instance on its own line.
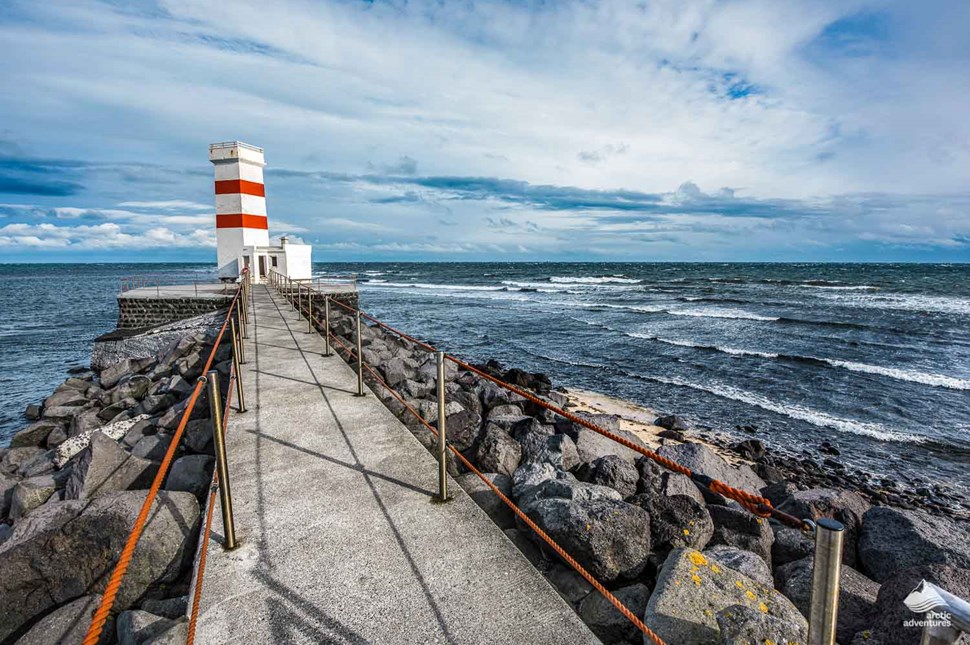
271, 256, 278, 267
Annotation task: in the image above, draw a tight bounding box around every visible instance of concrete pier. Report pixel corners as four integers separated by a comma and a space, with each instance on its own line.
192, 285, 598, 644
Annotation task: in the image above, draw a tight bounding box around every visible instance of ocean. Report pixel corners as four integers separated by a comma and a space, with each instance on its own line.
1, 262, 968, 492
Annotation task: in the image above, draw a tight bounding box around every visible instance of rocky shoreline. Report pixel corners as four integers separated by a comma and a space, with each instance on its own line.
323, 305, 970, 645
0, 310, 232, 644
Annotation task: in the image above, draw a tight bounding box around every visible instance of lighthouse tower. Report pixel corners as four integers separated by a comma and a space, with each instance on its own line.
210, 141, 270, 278
209, 141, 311, 283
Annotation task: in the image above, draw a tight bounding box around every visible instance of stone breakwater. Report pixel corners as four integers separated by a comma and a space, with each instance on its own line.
0, 310, 232, 644
324, 306, 970, 645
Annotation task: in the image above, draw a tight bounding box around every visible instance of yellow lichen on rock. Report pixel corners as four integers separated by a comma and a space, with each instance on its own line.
688, 551, 708, 566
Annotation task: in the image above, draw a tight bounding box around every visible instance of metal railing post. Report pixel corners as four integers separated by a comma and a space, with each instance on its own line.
206, 370, 237, 550
323, 297, 332, 357
808, 518, 844, 645
230, 318, 247, 411
354, 308, 365, 397
307, 288, 314, 333
435, 351, 449, 501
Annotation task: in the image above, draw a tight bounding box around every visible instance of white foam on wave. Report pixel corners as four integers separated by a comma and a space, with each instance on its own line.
669, 307, 779, 322
815, 291, 970, 315
826, 359, 970, 390
366, 281, 506, 291
799, 284, 877, 291
636, 373, 924, 444
549, 275, 641, 284
628, 334, 779, 359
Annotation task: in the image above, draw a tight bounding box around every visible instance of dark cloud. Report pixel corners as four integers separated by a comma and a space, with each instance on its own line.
0, 156, 85, 196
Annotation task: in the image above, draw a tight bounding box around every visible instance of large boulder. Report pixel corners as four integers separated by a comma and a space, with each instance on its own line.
100, 357, 151, 390
774, 556, 879, 643
518, 431, 579, 471
9, 421, 60, 449
521, 494, 650, 581
13, 594, 110, 645
636, 457, 705, 505
656, 443, 765, 498
43, 388, 89, 409
110, 375, 153, 404
559, 416, 642, 465
1, 447, 46, 475
456, 472, 515, 529
778, 488, 870, 567
585, 455, 639, 499
434, 408, 483, 452
9, 475, 57, 520
703, 545, 773, 587
644, 548, 807, 645
772, 527, 814, 566
629, 492, 713, 554
54, 415, 150, 467
64, 432, 159, 500
858, 507, 970, 582
0, 490, 200, 641
471, 424, 522, 478
863, 565, 970, 645
164, 455, 215, 501
716, 604, 807, 645
511, 461, 561, 500
578, 583, 650, 644
708, 505, 774, 567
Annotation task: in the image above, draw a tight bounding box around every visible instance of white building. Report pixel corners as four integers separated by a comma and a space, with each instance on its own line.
209, 141, 312, 283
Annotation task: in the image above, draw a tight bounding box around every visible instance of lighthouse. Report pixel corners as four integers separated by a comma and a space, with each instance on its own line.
209, 141, 311, 283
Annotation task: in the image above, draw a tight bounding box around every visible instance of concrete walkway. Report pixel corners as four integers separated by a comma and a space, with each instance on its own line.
193, 285, 599, 644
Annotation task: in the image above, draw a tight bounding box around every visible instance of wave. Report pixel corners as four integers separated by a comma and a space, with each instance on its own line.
825, 359, 970, 390
367, 281, 507, 291
629, 334, 779, 359
628, 372, 924, 444
799, 284, 878, 291
549, 275, 641, 284
668, 307, 779, 322
627, 335, 970, 390
814, 292, 970, 316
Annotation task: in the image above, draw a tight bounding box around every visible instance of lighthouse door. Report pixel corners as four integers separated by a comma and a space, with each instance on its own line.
259, 255, 267, 279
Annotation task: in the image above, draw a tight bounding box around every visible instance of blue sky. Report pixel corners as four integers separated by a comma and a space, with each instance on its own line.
0, 1, 968, 262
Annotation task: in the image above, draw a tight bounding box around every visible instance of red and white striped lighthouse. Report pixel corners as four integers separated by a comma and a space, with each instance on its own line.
209, 141, 270, 279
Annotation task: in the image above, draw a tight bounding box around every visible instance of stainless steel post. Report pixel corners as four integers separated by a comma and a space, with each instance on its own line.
323, 297, 332, 357
307, 288, 314, 333
230, 318, 247, 411
808, 518, 845, 645
435, 351, 449, 501
354, 308, 365, 396
206, 370, 237, 550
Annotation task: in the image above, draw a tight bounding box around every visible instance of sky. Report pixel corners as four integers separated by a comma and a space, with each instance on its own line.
0, 0, 968, 263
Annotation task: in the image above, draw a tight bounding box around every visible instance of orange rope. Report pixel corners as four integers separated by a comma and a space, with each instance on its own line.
326, 332, 667, 645
83, 285, 243, 644
82, 381, 205, 644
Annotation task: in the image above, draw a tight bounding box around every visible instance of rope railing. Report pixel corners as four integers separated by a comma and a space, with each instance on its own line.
82, 270, 250, 645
